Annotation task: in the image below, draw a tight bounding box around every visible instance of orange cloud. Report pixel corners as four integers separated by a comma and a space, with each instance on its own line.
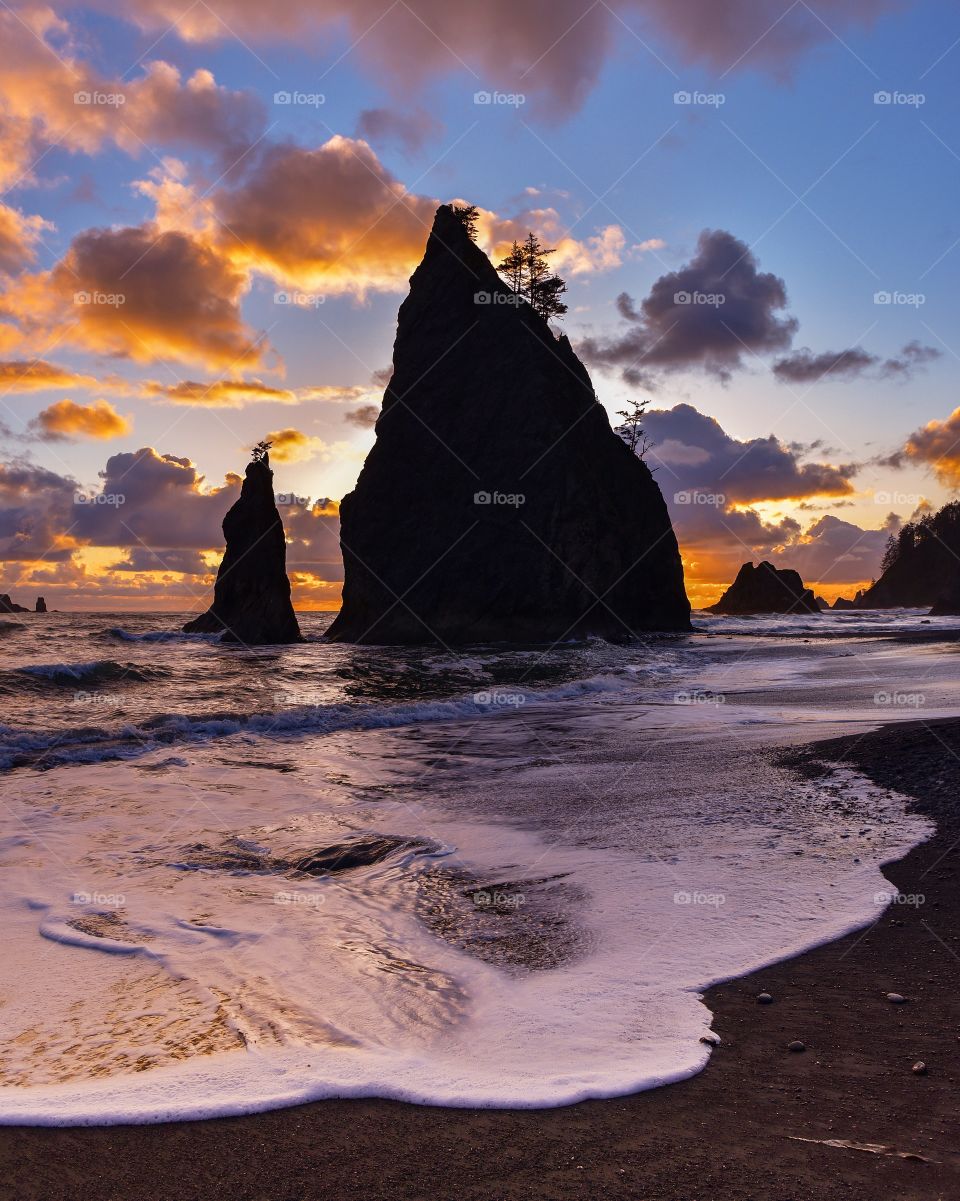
32, 398, 132, 441
0, 204, 50, 274
264, 428, 328, 463
11, 224, 266, 369
143, 378, 297, 406
0, 359, 99, 393
897, 407, 960, 487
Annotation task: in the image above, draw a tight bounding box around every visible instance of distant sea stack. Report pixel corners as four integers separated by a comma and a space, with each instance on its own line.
861, 501, 960, 609
708, 562, 820, 615
327, 205, 690, 645
0, 594, 28, 613
183, 452, 301, 644
35, 597, 46, 613
831, 592, 864, 611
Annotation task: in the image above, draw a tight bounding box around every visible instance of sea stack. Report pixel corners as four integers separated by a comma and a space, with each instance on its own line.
0, 594, 28, 613
327, 205, 690, 644
35, 597, 46, 613
183, 452, 301, 644
708, 562, 820, 615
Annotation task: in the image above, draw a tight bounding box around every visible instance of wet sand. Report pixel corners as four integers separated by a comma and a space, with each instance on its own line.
2, 716, 960, 1200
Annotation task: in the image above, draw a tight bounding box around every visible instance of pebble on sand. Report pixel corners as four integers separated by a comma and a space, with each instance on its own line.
757, 992, 773, 1004
787, 1041, 806, 1053
886, 993, 908, 1004
912, 1061, 927, 1075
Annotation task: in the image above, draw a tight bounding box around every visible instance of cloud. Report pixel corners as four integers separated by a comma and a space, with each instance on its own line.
32, 398, 132, 441
66, 0, 897, 116
892, 407, 960, 488
143, 379, 298, 407
645, 403, 857, 504
481, 208, 629, 277
264, 428, 328, 463
0, 360, 99, 393
0, 205, 50, 275
580, 230, 797, 384
773, 341, 941, 384
215, 137, 438, 295
11, 223, 265, 369
108, 546, 212, 575
344, 404, 380, 429
356, 108, 444, 155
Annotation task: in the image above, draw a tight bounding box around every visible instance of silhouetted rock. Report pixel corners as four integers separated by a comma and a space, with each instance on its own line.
861, 501, 960, 608
708, 561, 820, 615
35, 597, 46, 613
327, 205, 690, 645
930, 580, 960, 616
831, 591, 864, 611
0, 594, 28, 613
183, 453, 301, 644
814, 595, 829, 611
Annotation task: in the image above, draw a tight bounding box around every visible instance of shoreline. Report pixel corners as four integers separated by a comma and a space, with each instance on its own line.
3, 717, 960, 1200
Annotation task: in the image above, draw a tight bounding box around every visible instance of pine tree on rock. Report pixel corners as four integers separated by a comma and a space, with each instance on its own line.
496, 232, 568, 320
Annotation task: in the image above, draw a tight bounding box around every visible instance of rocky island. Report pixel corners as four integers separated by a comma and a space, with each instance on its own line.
328, 205, 690, 644
708, 561, 820, 615
183, 450, 301, 645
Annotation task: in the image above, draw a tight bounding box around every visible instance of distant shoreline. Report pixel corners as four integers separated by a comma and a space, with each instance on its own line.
2, 715, 959, 1200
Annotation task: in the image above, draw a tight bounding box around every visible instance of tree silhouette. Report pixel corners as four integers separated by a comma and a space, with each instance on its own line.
495, 231, 568, 320
615, 399, 651, 458
252, 440, 273, 463
452, 204, 480, 241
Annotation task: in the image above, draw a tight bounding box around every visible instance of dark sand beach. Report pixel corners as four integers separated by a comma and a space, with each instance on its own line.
3, 714, 959, 1201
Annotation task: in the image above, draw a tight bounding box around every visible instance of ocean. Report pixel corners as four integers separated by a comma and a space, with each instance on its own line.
0, 608, 957, 1124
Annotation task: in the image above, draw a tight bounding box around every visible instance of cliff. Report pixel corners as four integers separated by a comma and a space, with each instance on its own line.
708, 561, 820, 615
183, 454, 301, 644
327, 205, 690, 645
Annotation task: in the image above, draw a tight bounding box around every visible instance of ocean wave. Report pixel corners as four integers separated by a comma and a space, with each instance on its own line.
103, 627, 218, 644
8, 660, 170, 688
0, 672, 639, 771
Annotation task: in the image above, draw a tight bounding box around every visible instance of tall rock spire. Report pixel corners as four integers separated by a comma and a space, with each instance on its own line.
327, 204, 690, 644
184, 453, 301, 644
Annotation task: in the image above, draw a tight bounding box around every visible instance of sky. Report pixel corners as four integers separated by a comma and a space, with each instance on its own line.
1, 0, 959, 611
